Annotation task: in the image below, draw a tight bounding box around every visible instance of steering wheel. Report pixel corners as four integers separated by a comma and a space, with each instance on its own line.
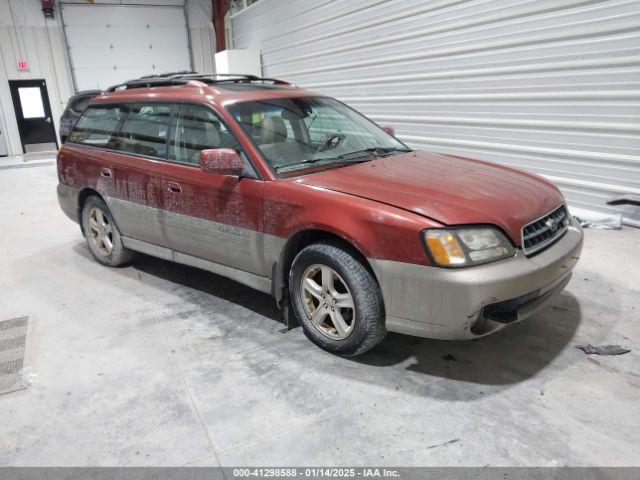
317, 133, 346, 153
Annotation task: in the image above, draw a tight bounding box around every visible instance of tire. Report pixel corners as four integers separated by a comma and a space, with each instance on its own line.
289, 241, 386, 356
81, 196, 133, 267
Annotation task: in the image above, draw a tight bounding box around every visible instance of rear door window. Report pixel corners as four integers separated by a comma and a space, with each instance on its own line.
68, 105, 124, 148
113, 104, 171, 159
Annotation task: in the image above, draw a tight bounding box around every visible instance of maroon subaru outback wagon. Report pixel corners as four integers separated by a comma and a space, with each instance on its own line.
57, 73, 584, 356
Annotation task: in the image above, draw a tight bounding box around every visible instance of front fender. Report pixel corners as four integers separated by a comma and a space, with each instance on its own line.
263, 181, 442, 303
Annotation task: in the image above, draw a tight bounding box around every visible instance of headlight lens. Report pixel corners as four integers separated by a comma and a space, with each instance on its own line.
423, 228, 515, 267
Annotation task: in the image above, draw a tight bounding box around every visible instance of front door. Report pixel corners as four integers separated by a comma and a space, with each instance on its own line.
9, 79, 58, 153
158, 103, 265, 275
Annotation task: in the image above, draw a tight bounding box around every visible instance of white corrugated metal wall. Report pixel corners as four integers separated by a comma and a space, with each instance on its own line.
232, 0, 640, 226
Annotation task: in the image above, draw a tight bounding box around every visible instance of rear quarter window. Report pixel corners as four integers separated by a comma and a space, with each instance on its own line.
68, 105, 124, 148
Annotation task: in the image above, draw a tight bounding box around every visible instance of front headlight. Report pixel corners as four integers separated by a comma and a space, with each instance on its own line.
423, 227, 515, 267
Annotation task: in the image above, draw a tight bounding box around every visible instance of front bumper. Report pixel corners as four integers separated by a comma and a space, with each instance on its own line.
370, 217, 584, 340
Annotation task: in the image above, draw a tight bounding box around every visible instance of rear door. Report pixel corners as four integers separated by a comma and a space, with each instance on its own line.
108, 103, 171, 247
158, 103, 266, 275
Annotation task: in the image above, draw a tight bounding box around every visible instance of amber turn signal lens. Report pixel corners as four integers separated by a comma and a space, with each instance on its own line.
423, 228, 515, 267
425, 231, 466, 266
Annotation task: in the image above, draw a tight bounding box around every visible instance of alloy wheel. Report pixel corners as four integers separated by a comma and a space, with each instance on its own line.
87, 207, 113, 256
300, 264, 356, 340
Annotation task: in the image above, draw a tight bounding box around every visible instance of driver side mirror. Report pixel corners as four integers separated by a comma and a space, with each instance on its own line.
381, 125, 396, 136
199, 149, 244, 176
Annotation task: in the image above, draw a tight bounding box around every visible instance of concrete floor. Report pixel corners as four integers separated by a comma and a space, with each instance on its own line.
0, 157, 639, 467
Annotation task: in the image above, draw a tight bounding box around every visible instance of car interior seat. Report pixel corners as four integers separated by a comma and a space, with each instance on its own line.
183, 119, 221, 164
258, 116, 310, 165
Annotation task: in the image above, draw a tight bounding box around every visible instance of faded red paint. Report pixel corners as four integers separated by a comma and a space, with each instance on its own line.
58, 82, 565, 267
199, 148, 244, 175
157, 157, 263, 233
289, 150, 564, 244
262, 179, 439, 264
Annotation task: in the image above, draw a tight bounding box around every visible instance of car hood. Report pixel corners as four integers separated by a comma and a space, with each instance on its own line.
295, 150, 564, 245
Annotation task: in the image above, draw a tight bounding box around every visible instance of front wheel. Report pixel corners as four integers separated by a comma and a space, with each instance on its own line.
289, 241, 386, 356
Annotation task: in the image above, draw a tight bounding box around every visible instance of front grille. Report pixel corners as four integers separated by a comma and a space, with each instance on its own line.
522, 204, 569, 255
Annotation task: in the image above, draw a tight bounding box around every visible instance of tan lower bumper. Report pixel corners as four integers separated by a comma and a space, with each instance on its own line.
370, 218, 584, 340
57, 183, 80, 223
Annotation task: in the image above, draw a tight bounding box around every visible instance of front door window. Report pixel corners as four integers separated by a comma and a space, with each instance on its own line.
169, 104, 239, 166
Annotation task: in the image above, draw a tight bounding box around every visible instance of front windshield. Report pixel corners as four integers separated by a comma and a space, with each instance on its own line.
227, 96, 410, 173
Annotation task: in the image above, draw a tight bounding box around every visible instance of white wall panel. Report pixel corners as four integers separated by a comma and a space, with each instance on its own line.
0, 0, 75, 155
233, 0, 640, 226
61, 3, 192, 90
187, 0, 217, 73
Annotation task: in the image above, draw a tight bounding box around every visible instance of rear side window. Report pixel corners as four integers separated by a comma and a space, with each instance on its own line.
68, 106, 124, 148
113, 104, 171, 159
169, 104, 239, 166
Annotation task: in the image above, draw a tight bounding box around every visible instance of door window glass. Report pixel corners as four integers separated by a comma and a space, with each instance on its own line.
18, 87, 45, 118
169, 104, 239, 166
114, 104, 171, 159
68, 105, 124, 148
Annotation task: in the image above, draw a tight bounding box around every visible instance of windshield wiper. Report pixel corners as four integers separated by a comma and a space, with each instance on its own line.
273, 146, 412, 172
335, 146, 412, 161
274, 157, 330, 172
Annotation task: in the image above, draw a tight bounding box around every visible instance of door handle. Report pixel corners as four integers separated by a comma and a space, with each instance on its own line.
100, 168, 112, 178
167, 182, 182, 194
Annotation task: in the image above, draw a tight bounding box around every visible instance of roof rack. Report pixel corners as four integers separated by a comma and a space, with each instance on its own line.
139, 70, 196, 79
105, 72, 292, 92
105, 78, 192, 92
168, 72, 291, 85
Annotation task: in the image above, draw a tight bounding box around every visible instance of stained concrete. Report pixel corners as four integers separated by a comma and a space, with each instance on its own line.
0, 158, 638, 466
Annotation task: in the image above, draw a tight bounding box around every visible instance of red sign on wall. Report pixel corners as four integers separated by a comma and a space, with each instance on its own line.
18, 60, 28, 71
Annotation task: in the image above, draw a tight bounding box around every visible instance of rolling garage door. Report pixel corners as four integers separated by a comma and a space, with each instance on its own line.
61, 2, 192, 91
232, 0, 640, 226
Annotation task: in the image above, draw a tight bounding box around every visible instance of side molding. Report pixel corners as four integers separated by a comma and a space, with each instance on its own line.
122, 237, 272, 294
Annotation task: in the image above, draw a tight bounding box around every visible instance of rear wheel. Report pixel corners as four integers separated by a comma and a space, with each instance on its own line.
289, 241, 386, 356
81, 196, 133, 267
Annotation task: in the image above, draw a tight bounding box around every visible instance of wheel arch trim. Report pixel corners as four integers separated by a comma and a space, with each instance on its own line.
271, 226, 378, 305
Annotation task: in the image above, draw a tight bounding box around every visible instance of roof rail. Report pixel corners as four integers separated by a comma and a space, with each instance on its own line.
167, 72, 292, 86
105, 77, 195, 92
139, 70, 196, 79
105, 72, 293, 92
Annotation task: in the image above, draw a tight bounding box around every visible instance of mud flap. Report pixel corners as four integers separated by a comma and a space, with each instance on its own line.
282, 289, 299, 330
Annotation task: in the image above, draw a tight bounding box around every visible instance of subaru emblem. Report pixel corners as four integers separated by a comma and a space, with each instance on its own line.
546, 217, 559, 232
